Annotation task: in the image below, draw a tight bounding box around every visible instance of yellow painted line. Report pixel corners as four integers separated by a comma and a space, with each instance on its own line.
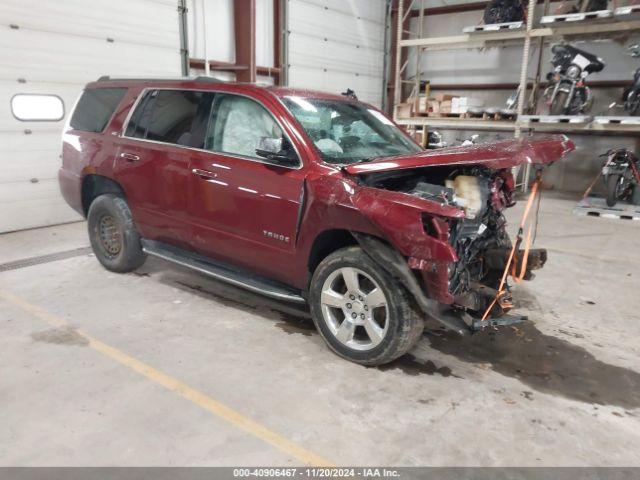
0, 288, 334, 467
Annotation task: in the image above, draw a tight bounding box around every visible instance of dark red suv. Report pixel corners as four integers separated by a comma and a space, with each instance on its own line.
59, 77, 574, 365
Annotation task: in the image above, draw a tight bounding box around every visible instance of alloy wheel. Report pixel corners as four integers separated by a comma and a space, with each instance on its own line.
320, 267, 389, 351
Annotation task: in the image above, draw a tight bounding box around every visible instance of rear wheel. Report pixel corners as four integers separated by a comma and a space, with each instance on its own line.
87, 194, 146, 272
606, 174, 623, 207
627, 91, 640, 116
309, 246, 424, 366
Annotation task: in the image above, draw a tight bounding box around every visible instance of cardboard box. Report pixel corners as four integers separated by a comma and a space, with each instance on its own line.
427, 99, 440, 114
416, 96, 428, 114
433, 93, 457, 102
396, 102, 413, 118
407, 96, 430, 115
439, 100, 452, 114
408, 96, 420, 115
451, 96, 484, 114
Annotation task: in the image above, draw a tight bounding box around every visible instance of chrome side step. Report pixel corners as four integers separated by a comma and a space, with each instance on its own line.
141, 239, 307, 304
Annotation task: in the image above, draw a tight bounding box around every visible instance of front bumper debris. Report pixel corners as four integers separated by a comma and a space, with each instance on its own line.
469, 313, 528, 331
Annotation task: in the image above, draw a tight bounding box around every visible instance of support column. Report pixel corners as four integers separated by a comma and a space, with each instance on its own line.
516, 0, 537, 192
178, 0, 189, 76
234, 0, 256, 83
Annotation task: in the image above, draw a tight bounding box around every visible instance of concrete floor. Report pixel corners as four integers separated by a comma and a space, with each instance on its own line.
1, 196, 639, 467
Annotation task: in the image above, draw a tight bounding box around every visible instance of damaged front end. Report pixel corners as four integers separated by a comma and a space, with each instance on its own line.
434, 169, 547, 323
347, 135, 574, 333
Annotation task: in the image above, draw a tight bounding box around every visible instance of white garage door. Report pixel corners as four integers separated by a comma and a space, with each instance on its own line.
288, 0, 386, 107
0, 0, 182, 233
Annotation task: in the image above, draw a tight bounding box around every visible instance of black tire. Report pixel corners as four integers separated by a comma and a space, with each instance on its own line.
585, 0, 608, 11
606, 174, 622, 208
550, 91, 568, 115
627, 91, 640, 116
87, 194, 146, 273
309, 246, 424, 366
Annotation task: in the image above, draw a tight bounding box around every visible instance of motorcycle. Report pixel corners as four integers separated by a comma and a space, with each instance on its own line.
483, 0, 526, 24
482, 0, 607, 26
622, 44, 640, 116
426, 130, 447, 149
552, 0, 609, 15
544, 44, 605, 115
601, 148, 640, 207
458, 134, 480, 147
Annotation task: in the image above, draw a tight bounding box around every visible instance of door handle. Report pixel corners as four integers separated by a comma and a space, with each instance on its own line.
120, 152, 140, 162
192, 168, 218, 180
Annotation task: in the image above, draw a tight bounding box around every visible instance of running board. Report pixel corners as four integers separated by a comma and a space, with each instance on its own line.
141, 239, 306, 304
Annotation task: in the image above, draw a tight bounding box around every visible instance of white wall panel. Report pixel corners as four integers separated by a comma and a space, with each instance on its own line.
187, 0, 383, 96
288, 0, 386, 106
0, 0, 181, 232
188, 0, 235, 63
187, 0, 274, 78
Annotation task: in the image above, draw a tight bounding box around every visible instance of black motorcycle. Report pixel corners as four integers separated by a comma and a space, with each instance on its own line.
426, 130, 447, 149
483, 0, 525, 24
544, 44, 604, 115
601, 149, 640, 207
622, 44, 640, 116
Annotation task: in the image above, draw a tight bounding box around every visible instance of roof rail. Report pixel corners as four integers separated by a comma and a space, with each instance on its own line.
96, 75, 226, 83
194, 76, 225, 83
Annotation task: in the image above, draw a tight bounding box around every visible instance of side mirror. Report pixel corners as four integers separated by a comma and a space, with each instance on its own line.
256, 137, 299, 167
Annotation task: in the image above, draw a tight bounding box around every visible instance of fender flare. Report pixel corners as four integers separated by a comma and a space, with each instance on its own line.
350, 232, 469, 335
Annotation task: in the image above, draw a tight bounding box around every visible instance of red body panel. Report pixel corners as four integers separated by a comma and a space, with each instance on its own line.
58, 78, 575, 303
343, 135, 576, 175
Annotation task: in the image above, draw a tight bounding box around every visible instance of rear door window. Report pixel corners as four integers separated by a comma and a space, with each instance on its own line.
70, 88, 126, 132
125, 89, 214, 148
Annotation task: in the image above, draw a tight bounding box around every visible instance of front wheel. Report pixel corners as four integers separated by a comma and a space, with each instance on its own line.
606, 174, 623, 207
550, 90, 569, 115
309, 246, 424, 366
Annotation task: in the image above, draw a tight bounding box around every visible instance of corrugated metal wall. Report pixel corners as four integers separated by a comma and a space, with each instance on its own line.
187, 0, 386, 104
186, 0, 276, 84
0, 0, 181, 233
288, 0, 386, 106
0, 0, 386, 232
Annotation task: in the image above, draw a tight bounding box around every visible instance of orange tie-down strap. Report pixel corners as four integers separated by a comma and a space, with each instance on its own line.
481, 171, 542, 321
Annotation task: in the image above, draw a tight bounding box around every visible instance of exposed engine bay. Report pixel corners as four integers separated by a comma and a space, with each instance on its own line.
359, 165, 547, 319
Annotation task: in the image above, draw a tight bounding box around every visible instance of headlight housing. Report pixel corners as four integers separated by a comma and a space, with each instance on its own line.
567, 65, 581, 79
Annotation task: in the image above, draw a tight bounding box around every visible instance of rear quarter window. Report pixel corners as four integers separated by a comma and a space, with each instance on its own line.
124, 89, 214, 148
70, 87, 127, 133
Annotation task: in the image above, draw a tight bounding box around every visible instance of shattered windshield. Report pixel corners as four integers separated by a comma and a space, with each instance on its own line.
282, 96, 422, 164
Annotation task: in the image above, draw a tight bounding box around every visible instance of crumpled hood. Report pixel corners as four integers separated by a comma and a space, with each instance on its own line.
343, 134, 575, 175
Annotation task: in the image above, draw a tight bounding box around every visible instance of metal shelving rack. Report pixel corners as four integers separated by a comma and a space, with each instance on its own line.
391, 0, 640, 189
